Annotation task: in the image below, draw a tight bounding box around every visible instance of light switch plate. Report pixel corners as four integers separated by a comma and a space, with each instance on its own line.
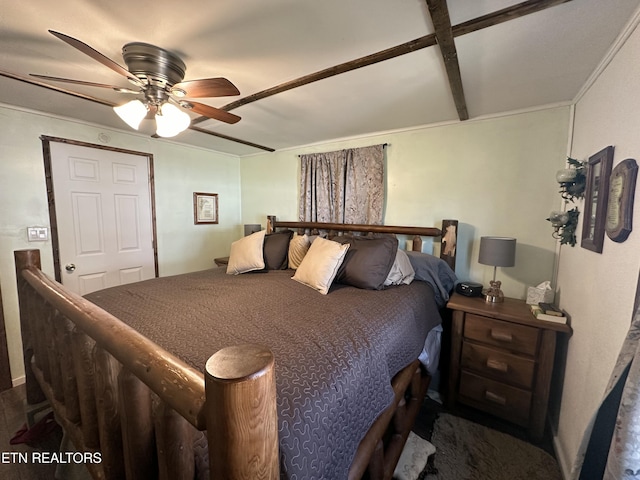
27, 227, 49, 242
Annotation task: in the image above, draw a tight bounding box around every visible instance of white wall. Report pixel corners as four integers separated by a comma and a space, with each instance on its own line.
0, 105, 242, 383
241, 106, 571, 299
553, 18, 640, 476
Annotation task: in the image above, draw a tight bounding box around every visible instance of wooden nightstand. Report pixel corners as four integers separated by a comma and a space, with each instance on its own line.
446, 293, 572, 441
214, 256, 229, 267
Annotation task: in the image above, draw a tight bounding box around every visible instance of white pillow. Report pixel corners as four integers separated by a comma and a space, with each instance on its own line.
292, 237, 350, 294
288, 234, 311, 269
226, 230, 266, 275
384, 249, 415, 286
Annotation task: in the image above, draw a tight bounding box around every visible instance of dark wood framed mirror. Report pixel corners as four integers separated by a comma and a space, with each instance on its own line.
581, 146, 614, 253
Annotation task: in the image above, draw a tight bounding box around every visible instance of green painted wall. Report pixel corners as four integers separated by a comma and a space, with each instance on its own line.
0, 105, 242, 383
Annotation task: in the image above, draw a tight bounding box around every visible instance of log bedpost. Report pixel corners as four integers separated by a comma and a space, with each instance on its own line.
14, 249, 46, 404
205, 344, 279, 480
440, 219, 458, 271
412, 235, 423, 253
266, 215, 276, 234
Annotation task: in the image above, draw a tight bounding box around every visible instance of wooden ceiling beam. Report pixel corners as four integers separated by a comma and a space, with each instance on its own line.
188, 126, 275, 152
3, 0, 573, 152
217, 35, 438, 114
425, 0, 468, 121
429, 0, 573, 121
452, 0, 572, 37
210, 0, 571, 118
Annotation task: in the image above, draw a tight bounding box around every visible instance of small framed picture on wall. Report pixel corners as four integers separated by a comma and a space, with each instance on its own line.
193, 192, 218, 224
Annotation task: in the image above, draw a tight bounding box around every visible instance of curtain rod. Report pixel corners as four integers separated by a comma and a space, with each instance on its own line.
296, 143, 389, 157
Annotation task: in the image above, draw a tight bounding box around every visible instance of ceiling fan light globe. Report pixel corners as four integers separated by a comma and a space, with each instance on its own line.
113, 99, 147, 130
155, 102, 190, 137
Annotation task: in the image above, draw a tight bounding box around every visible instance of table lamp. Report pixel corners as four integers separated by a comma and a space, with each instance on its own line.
478, 236, 516, 303
244, 224, 262, 236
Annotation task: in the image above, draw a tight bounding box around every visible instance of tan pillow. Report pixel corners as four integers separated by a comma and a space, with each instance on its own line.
288, 234, 311, 269
226, 230, 266, 275
292, 237, 349, 294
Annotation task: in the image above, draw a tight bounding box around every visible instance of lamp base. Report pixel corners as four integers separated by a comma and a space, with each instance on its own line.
484, 291, 504, 303
483, 280, 505, 303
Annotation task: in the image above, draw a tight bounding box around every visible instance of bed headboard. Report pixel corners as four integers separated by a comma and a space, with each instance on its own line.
266, 216, 458, 271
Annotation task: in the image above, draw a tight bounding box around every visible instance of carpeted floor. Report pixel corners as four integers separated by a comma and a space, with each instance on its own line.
419, 413, 562, 480
413, 398, 562, 480
3, 385, 562, 480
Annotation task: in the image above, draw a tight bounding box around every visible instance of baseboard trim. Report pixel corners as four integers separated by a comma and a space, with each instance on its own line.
552, 430, 571, 480
12, 375, 25, 388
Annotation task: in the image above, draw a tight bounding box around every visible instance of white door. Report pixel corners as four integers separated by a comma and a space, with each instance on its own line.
50, 142, 156, 295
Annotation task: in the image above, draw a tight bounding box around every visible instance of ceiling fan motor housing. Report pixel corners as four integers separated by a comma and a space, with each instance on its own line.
122, 42, 186, 89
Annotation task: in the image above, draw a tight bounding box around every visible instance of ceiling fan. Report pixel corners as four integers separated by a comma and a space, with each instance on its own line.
31, 30, 241, 137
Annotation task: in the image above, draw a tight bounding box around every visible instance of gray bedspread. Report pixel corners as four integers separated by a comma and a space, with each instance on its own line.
85, 268, 442, 479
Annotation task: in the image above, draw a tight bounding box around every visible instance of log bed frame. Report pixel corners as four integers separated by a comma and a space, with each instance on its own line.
14, 218, 458, 480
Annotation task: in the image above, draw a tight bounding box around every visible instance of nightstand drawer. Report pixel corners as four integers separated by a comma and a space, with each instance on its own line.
214, 256, 229, 267
461, 342, 535, 389
459, 371, 531, 426
464, 314, 539, 356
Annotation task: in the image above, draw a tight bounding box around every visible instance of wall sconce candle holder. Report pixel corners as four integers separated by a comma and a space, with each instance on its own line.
556, 157, 586, 202
547, 207, 580, 246
547, 157, 585, 246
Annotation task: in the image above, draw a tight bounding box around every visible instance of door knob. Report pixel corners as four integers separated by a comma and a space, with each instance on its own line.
65, 264, 76, 272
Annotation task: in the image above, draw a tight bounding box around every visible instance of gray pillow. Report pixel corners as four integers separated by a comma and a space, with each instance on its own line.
405, 251, 457, 307
263, 230, 293, 270
334, 235, 398, 290
384, 249, 415, 286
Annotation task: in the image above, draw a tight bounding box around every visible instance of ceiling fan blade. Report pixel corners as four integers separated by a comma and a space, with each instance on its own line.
180, 101, 241, 124
171, 78, 240, 98
48, 30, 143, 86
30, 74, 141, 94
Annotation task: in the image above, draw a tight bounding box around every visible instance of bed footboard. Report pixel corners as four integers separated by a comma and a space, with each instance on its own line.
349, 361, 430, 480
15, 248, 430, 479
14, 249, 279, 480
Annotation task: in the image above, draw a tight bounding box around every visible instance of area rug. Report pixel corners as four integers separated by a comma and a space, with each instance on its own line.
420, 414, 562, 480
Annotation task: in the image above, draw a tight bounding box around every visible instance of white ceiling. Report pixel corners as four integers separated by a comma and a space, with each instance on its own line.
1, 0, 639, 156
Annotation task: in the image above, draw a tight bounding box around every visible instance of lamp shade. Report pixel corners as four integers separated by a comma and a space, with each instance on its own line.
155, 102, 191, 137
244, 224, 261, 236
478, 237, 516, 267
113, 99, 147, 130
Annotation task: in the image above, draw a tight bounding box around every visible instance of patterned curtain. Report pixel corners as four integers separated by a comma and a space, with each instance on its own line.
571, 271, 640, 479
299, 144, 384, 224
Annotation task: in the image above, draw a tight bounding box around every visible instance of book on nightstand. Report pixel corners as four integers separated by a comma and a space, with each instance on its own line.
530, 304, 567, 324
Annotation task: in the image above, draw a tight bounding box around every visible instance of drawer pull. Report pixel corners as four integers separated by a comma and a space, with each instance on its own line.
486, 358, 509, 373
490, 329, 513, 342
485, 390, 507, 406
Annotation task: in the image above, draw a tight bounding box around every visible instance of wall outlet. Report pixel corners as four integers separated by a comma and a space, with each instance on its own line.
27, 227, 49, 242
